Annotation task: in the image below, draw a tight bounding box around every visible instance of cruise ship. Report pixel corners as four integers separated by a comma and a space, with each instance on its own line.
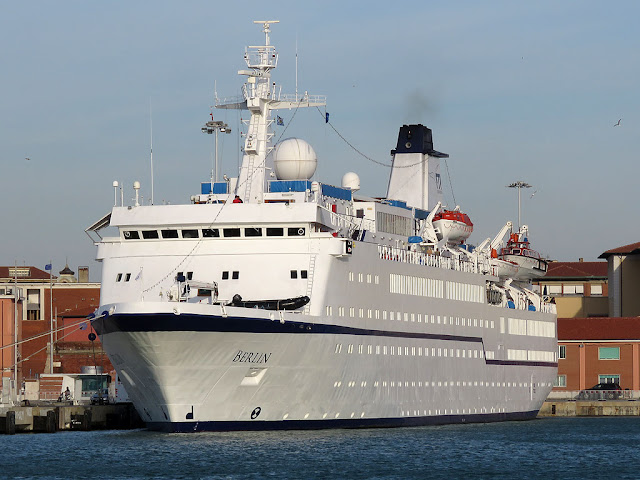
87, 21, 557, 432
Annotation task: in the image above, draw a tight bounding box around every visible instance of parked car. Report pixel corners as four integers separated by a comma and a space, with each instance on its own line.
577, 383, 622, 400
90, 388, 109, 405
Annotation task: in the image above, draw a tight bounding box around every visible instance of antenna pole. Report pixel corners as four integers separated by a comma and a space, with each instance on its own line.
295, 34, 298, 100
49, 260, 53, 374
150, 102, 154, 205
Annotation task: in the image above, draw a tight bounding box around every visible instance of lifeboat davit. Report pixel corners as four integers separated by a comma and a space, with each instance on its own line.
433, 210, 473, 244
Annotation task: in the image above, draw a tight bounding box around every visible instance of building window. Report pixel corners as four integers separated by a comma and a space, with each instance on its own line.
591, 284, 603, 296
598, 347, 620, 360
548, 285, 561, 295
558, 345, 566, 359
554, 375, 567, 387
598, 374, 620, 384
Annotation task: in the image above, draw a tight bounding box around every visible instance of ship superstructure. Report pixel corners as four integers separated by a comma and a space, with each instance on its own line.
88, 21, 557, 432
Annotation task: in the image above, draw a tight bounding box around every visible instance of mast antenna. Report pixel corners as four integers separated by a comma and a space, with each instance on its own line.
150, 101, 154, 205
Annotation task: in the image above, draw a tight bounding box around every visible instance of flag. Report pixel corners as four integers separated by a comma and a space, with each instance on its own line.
325, 112, 330, 123
135, 269, 142, 281
79, 322, 88, 330
277, 115, 284, 126
45, 264, 52, 271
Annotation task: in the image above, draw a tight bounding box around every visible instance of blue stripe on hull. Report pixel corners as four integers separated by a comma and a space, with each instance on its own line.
92, 313, 557, 368
146, 410, 540, 432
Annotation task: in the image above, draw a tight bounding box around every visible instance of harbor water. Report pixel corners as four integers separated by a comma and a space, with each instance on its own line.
1, 417, 639, 479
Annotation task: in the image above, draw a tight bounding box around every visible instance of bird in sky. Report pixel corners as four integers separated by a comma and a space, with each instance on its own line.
614, 118, 622, 126
530, 190, 538, 199
25, 157, 30, 161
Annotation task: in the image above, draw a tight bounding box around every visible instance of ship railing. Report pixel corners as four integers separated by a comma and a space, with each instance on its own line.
378, 245, 480, 274
547, 390, 640, 401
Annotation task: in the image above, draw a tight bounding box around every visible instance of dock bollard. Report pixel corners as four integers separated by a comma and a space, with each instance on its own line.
82, 410, 92, 431
4, 411, 16, 435
46, 410, 57, 433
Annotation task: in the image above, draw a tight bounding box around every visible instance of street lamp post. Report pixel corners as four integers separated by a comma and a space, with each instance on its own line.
507, 181, 532, 229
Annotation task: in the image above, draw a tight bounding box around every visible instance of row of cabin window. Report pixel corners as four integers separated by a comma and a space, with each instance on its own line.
123, 227, 306, 240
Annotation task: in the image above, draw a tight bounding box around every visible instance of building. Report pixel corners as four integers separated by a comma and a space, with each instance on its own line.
556, 317, 640, 390
599, 242, 640, 317
553, 241, 640, 394
0, 265, 106, 392
534, 259, 608, 318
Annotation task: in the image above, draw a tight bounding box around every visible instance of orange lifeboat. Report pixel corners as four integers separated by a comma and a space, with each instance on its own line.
432, 210, 473, 244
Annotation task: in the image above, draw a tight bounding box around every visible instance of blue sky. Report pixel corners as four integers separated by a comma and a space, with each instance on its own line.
1, 1, 638, 280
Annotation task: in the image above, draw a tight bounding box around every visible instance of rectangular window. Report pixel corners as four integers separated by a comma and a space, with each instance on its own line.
222, 271, 229, 280
223, 228, 241, 237
123, 230, 140, 239
591, 284, 603, 296
549, 285, 561, 295
116, 273, 122, 282
288, 227, 305, 236
290, 270, 298, 279
125, 273, 131, 282
182, 229, 199, 239
301, 270, 308, 279
558, 345, 566, 359
244, 227, 262, 237
161, 229, 179, 239
232, 271, 239, 280
563, 285, 576, 295
599, 374, 620, 384
142, 230, 159, 239
187, 272, 193, 280
202, 228, 220, 238
197, 289, 212, 296
599, 347, 620, 360
266, 227, 284, 236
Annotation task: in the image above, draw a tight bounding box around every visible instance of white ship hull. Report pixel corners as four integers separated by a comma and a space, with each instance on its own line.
92, 240, 556, 432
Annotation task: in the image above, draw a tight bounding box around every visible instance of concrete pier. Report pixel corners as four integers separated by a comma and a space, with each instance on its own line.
539, 400, 640, 417
0, 403, 143, 434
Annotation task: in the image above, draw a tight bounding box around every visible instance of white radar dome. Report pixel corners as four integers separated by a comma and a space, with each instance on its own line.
342, 172, 360, 191
273, 138, 317, 180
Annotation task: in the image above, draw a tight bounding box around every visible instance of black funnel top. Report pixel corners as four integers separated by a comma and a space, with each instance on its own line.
391, 124, 449, 158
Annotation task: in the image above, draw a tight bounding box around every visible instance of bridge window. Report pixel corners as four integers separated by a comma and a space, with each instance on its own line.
123, 231, 139, 240
266, 227, 284, 236
182, 229, 199, 239
245, 227, 262, 237
142, 230, 159, 239
202, 228, 220, 238
161, 229, 179, 239
223, 228, 241, 238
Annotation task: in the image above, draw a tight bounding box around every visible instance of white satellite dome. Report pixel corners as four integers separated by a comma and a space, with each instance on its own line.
273, 138, 317, 180
342, 172, 360, 191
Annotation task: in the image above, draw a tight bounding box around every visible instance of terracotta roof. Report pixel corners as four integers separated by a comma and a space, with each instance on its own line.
0, 266, 56, 281
558, 317, 640, 341
599, 242, 640, 259
544, 261, 607, 278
